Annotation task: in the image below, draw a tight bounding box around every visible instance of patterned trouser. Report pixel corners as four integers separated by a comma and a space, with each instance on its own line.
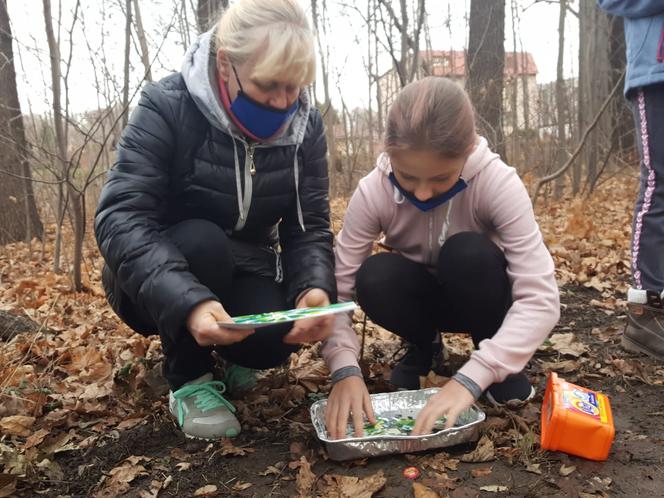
630, 84, 664, 292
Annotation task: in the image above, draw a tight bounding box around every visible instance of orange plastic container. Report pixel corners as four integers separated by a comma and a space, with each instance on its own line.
541, 372, 615, 461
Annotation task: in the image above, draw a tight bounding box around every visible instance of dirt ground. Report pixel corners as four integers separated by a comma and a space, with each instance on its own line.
10, 284, 660, 498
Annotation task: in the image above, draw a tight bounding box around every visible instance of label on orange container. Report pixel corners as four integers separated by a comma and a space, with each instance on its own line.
562, 385, 609, 423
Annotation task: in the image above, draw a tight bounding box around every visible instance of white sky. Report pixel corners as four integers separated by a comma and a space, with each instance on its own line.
7, 0, 579, 115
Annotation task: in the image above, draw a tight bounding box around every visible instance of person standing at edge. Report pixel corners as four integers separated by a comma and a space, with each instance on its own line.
95, 0, 336, 440
598, 1, 664, 359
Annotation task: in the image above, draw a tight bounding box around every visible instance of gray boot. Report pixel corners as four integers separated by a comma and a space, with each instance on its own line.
622, 292, 664, 360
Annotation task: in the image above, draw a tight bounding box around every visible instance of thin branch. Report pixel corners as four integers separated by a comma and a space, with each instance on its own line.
531, 70, 625, 204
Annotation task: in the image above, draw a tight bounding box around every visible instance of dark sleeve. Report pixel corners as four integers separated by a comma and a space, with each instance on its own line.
279, 109, 337, 306
597, 0, 664, 17
94, 83, 216, 341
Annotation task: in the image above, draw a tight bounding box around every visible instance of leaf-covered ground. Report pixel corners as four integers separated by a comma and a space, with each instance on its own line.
1, 176, 663, 497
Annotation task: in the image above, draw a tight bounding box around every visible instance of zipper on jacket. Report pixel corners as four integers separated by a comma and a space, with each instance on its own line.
428, 212, 434, 266
248, 144, 256, 175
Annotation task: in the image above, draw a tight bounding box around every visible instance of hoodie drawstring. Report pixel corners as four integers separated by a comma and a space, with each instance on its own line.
293, 144, 305, 232
658, 26, 664, 63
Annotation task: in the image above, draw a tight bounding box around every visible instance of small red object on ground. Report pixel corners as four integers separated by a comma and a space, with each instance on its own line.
403, 466, 420, 479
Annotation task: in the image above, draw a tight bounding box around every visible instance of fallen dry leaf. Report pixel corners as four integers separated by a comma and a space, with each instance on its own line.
461, 435, 495, 463
23, 428, 50, 449
413, 481, 440, 498
232, 481, 253, 491
259, 464, 282, 476
480, 485, 508, 492
559, 464, 576, 476
0, 415, 35, 437
294, 456, 316, 496
546, 333, 588, 357
539, 359, 582, 373
0, 474, 17, 498
193, 484, 218, 496
317, 470, 386, 498
525, 463, 542, 475
93, 456, 148, 498
215, 438, 255, 457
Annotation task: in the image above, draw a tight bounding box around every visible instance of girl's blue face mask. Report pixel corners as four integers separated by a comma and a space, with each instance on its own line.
230, 65, 299, 140
388, 172, 467, 211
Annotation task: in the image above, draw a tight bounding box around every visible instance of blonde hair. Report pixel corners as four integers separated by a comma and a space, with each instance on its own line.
385, 77, 476, 159
215, 0, 316, 86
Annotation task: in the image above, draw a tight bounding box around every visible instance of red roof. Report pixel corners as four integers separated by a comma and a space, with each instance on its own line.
419, 50, 538, 77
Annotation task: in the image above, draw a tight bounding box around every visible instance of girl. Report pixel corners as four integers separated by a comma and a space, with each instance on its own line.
322, 77, 560, 438
95, 0, 336, 440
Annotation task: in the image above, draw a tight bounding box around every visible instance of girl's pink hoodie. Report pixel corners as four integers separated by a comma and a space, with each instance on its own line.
322, 137, 560, 393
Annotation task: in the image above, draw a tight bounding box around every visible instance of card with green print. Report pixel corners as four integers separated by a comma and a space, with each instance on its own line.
219, 301, 359, 330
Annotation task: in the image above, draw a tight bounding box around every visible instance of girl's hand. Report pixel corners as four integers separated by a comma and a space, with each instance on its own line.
187, 300, 254, 346
411, 379, 475, 435
284, 288, 333, 344
325, 376, 377, 439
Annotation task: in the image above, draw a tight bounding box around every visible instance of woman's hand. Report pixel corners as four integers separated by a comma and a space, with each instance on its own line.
325, 376, 377, 439
284, 288, 333, 344
411, 379, 475, 436
187, 300, 254, 347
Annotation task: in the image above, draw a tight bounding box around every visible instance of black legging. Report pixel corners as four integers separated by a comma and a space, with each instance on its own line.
113, 219, 297, 389
355, 232, 512, 349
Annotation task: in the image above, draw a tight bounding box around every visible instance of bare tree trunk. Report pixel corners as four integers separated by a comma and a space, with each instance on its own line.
0, 0, 43, 244
578, 3, 612, 193
376, 0, 426, 88
556, 0, 568, 196
367, 0, 375, 165
467, 0, 506, 158
196, 0, 228, 33
121, 0, 132, 130
374, 8, 383, 138
310, 0, 338, 195
132, 0, 152, 82
43, 0, 68, 272
608, 14, 633, 157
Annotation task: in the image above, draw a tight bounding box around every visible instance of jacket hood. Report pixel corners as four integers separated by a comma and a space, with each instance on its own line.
180, 28, 312, 147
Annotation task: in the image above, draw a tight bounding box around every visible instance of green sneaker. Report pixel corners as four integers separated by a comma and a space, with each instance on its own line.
168, 373, 241, 439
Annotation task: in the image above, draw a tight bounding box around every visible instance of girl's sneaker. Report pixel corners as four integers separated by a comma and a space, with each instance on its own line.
168, 373, 241, 439
389, 337, 448, 390
485, 372, 535, 406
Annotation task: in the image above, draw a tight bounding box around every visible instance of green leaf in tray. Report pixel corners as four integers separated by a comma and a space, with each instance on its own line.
343, 413, 447, 438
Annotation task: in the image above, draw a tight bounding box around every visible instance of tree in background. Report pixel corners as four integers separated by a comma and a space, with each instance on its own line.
376, 0, 426, 89
578, 2, 613, 193
197, 0, 228, 33
0, 0, 43, 244
467, 0, 506, 158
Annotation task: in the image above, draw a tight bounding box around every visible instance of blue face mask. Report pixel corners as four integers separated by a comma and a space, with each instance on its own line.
388, 172, 467, 212
229, 65, 299, 140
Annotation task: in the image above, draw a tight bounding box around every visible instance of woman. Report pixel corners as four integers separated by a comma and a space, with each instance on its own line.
95, 0, 336, 440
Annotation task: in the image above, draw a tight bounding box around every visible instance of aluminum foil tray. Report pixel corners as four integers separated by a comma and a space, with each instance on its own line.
310, 388, 486, 461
